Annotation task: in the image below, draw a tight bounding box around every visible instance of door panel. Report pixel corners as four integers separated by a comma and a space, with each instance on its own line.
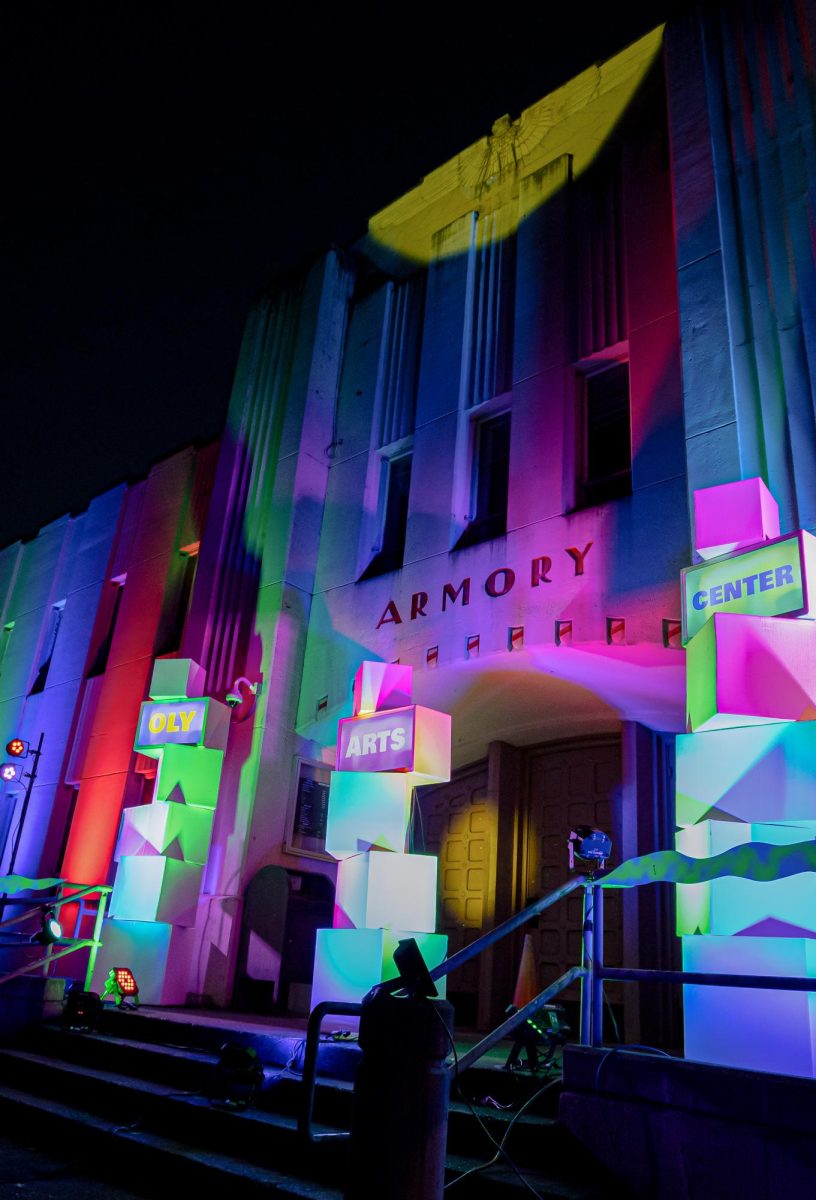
526, 737, 623, 1005
419, 761, 492, 1025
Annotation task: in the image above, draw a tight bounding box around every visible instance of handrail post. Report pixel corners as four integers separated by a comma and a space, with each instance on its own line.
591, 882, 604, 1047
580, 881, 594, 1045
85, 888, 108, 992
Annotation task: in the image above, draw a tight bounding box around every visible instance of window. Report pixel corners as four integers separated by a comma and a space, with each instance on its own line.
0, 623, 14, 682
462, 215, 516, 409
359, 274, 423, 580
87, 577, 125, 677
30, 601, 65, 694
155, 544, 199, 657
360, 454, 412, 579
577, 360, 631, 506
455, 411, 511, 549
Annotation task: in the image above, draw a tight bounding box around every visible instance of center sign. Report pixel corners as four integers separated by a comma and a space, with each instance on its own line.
681, 531, 816, 644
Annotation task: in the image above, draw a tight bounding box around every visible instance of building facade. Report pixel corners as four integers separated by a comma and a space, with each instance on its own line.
2, 4, 815, 1041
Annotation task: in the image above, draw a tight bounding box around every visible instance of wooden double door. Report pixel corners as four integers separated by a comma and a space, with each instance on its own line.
419, 735, 624, 1030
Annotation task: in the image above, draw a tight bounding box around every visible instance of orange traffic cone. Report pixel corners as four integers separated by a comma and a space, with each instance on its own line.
512, 932, 539, 1009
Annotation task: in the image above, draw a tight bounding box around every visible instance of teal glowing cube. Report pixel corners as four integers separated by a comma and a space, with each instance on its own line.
311, 927, 447, 1008
147, 658, 206, 702
324, 771, 413, 859
676, 722, 816, 826
675, 820, 816, 936
91, 918, 196, 1006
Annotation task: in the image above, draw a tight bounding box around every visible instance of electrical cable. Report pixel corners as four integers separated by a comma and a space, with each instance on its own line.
430, 1003, 550, 1198
593, 1042, 673, 1093
444, 1065, 561, 1193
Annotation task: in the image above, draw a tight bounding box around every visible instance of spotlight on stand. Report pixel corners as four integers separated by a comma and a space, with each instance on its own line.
63, 988, 102, 1031
101, 967, 140, 1008
567, 825, 612, 874
392, 937, 438, 999
207, 1043, 265, 1110
31, 908, 62, 946
0, 762, 23, 783
6, 738, 30, 758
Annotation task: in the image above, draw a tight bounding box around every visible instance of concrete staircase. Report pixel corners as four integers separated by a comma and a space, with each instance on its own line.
0, 1006, 631, 1199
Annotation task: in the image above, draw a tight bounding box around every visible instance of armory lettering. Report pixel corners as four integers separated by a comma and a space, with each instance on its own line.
376, 544, 593, 629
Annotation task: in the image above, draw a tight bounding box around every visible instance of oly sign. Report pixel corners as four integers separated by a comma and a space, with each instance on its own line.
136, 699, 208, 748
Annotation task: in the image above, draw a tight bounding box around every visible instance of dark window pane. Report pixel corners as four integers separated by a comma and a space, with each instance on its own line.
580, 363, 631, 505
360, 454, 412, 579
475, 412, 511, 524
455, 411, 511, 549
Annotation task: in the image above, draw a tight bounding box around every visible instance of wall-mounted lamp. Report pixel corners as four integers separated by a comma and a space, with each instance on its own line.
226, 677, 260, 720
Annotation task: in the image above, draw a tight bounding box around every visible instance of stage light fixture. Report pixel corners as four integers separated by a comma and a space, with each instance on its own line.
101, 967, 140, 1007
208, 1043, 264, 1110
0, 762, 22, 783
504, 1002, 569, 1072
6, 738, 29, 758
63, 989, 102, 1030
568, 825, 612, 873
31, 908, 62, 946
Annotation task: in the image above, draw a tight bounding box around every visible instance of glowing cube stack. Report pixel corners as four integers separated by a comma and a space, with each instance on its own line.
679, 480, 816, 1076
311, 662, 451, 1007
93, 659, 229, 1004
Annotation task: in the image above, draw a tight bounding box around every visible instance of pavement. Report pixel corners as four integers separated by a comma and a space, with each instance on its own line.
0, 1137, 148, 1200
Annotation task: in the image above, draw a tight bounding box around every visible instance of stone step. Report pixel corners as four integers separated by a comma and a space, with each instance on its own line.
0, 1082, 344, 1199
0, 1080, 620, 1200
0, 1039, 565, 1167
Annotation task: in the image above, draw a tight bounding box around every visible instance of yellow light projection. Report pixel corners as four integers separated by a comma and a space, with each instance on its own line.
367, 26, 664, 264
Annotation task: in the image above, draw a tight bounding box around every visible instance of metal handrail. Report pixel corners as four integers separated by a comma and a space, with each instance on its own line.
298, 1000, 362, 1143
0, 940, 98, 987
453, 966, 587, 1074
298, 876, 592, 1142
0, 881, 111, 992
429, 875, 586, 982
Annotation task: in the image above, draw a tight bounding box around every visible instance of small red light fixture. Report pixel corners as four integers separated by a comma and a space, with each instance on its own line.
101, 967, 140, 1007
6, 738, 29, 758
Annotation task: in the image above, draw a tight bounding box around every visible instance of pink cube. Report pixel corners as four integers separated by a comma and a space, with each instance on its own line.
687, 612, 816, 731
352, 661, 413, 716
694, 478, 779, 561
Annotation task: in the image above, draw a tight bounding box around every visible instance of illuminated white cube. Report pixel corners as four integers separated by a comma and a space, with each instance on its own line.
335, 852, 438, 932
324, 771, 413, 859
109, 856, 203, 927
115, 801, 214, 865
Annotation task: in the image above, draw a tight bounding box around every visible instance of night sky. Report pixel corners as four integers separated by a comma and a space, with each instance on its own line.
3, 2, 676, 549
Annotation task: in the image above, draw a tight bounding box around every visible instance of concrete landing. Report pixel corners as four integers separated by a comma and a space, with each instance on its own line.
560, 1045, 816, 1200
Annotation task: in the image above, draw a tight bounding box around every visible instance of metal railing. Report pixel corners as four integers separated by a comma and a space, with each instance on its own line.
585, 882, 816, 1046
0, 880, 111, 992
298, 875, 591, 1142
